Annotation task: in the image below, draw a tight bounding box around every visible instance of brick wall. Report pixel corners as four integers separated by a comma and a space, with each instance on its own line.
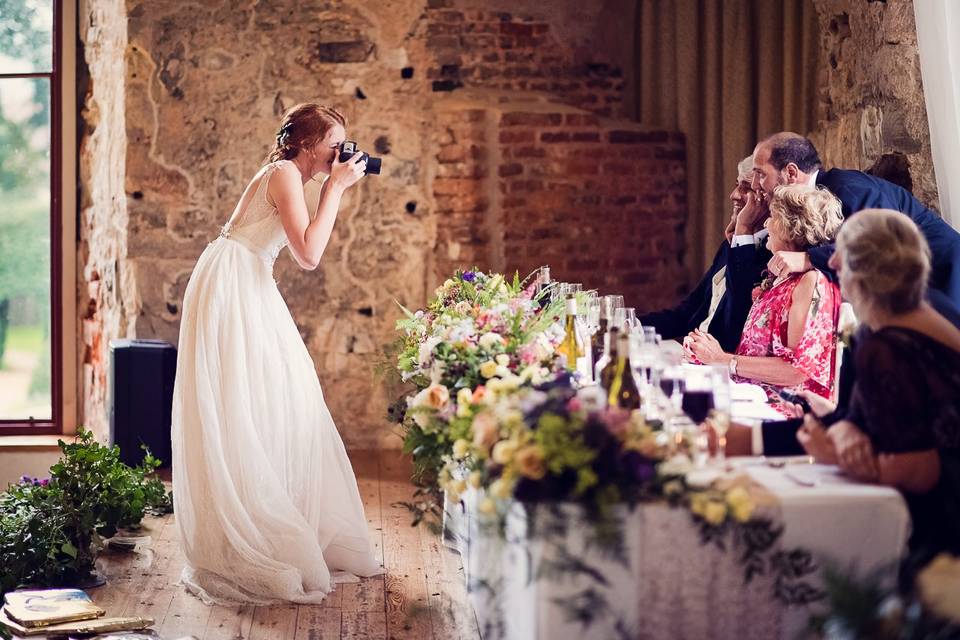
433, 96, 688, 309
425, 6, 626, 118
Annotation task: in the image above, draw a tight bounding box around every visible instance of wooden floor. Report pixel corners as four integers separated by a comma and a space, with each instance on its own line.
90, 451, 480, 640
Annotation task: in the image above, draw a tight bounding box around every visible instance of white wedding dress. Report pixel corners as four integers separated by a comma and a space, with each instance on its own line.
171, 160, 382, 605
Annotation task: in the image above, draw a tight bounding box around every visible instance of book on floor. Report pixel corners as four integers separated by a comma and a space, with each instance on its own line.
0, 610, 154, 637
2, 588, 105, 628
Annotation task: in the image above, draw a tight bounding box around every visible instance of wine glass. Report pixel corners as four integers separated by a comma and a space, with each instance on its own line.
613, 306, 637, 330
629, 328, 659, 389
604, 294, 624, 317
681, 367, 715, 466
708, 366, 732, 465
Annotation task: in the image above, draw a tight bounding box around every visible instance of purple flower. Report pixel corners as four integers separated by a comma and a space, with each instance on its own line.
622, 450, 656, 484
20, 475, 31, 484
462, 271, 476, 282
40, 479, 50, 487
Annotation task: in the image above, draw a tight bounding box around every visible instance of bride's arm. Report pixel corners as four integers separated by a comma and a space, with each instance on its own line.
272, 155, 364, 270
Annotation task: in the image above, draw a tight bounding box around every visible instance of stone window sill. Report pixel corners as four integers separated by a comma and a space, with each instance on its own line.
0, 435, 65, 450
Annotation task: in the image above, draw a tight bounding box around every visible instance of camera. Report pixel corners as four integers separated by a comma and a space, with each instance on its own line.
338, 141, 382, 175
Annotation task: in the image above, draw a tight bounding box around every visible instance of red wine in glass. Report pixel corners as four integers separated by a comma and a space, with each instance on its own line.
682, 390, 714, 424
659, 374, 683, 398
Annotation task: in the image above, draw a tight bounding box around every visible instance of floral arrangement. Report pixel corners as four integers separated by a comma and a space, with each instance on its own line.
807, 553, 960, 639
438, 376, 666, 520
392, 269, 565, 515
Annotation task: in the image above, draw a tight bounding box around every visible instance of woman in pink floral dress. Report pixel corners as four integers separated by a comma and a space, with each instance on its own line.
687, 184, 843, 413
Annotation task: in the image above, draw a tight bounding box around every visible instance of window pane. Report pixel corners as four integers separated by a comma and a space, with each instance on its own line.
0, 76, 51, 420
0, 0, 53, 74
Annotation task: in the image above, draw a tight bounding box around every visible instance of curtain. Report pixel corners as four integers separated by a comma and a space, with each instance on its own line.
914, 1, 960, 229
634, 0, 819, 280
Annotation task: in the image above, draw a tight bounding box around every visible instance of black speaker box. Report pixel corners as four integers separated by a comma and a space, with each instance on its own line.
109, 339, 177, 468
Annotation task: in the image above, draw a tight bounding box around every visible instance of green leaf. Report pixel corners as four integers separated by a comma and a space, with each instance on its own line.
61, 542, 77, 558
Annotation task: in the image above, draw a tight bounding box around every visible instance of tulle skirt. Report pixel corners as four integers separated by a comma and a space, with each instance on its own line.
171, 237, 382, 605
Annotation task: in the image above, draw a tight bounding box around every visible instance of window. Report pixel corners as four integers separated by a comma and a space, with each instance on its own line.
0, 0, 66, 434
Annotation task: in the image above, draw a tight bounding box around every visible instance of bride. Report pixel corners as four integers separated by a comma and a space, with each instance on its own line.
171, 103, 382, 605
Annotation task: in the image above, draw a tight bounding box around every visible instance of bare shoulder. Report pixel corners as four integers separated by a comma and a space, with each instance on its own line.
267, 160, 302, 192
792, 270, 821, 300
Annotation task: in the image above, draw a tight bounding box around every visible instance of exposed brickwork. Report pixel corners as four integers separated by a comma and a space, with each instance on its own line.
433, 97, 688, 309
424, 8, 626, 118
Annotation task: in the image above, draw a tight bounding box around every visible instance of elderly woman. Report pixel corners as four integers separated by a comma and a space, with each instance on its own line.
798, 209, 960, 570
687, 184, 843, 411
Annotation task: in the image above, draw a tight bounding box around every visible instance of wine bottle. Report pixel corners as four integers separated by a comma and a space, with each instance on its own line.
557, 296, 585, 373
604, 332, 641, 410
590, 296, 614, 375
535, 266, 552, 309
595, 326, 618, 385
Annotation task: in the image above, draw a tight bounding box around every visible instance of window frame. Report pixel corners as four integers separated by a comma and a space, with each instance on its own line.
0, 0, 75, 435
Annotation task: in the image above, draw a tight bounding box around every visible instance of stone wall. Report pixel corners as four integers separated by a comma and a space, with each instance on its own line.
810, 0, 938, 209
78, 0, 686, 448
78, 0, 138, 441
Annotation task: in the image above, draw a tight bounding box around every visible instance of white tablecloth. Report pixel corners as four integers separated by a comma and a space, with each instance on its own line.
443, 461, 910, 640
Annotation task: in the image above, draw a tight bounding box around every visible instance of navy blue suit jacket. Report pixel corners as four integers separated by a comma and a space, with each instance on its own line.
811, 168, 960, 310
639, 238, 769, 353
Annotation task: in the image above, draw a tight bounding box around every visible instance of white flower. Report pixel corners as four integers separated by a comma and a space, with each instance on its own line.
490, 478, 513, 498
838, 302, 858, 336
658, 454, 693, 478
495, 354, 511, 367
413, 383, 450, 410
452, 439, 471, 460
576, 386, 607, 412
480, 361, 498, 379
412, 410, 432, 430
418, 336, 442, 367
479, 332, 503, 350
479, 497, 497, 515
918, 553, 960, 623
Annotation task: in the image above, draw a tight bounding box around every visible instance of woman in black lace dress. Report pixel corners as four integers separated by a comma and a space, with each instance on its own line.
798, 209, 960, 571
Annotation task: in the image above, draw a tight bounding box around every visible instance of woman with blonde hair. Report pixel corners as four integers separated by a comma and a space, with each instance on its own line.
171, 103, 381, 605
798, 209, 960, 573
687, 184, 843, 411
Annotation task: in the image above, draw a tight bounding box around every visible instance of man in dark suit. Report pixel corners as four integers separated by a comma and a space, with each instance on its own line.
751, 132, 960, 311
639, 156, 770, 352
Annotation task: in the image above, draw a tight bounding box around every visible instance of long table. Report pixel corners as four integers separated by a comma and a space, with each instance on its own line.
443, 461, 910, 640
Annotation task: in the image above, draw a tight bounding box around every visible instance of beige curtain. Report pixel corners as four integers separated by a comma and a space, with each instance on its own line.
635, 0, 820, 279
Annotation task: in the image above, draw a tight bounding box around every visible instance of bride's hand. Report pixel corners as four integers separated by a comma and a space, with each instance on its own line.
330, 151, 367, 190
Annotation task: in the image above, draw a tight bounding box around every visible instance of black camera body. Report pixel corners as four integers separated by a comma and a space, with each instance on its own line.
338, 140, 382, 175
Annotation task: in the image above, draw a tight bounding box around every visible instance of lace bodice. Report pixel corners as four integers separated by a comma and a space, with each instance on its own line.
218, 161, 291, 268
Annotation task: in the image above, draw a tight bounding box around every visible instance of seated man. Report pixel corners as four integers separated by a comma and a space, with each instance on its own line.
639, 156, 769, 352
750, 132, 960, 313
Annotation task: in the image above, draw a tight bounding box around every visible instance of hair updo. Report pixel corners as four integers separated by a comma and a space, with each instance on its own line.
768, 184, 844, 249
267, 103, 347, 163
835, 209, 930, 319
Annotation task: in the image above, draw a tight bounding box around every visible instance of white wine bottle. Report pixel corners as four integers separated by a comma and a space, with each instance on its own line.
557, 296, 585, 373
603, 332, 641, 409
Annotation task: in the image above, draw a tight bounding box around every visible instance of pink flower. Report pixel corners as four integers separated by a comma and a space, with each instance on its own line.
518, 345, 538, 364
567, 397, 582, 412
751, 286, 762, 302
600, 407, 630, 437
